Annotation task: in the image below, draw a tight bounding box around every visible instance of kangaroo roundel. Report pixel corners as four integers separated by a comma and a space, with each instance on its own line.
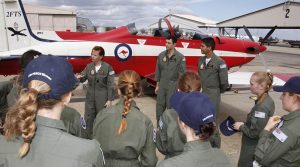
114, 43, 132, 62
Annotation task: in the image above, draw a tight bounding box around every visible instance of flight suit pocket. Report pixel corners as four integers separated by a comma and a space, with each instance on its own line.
96, 73, 108, 87
250, 116, 258, 130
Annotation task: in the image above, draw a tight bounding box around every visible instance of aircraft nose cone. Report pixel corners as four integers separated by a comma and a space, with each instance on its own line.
260, 45, 267, 52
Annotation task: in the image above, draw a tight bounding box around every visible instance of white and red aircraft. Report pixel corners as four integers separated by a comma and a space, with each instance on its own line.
0, 0, 285, 86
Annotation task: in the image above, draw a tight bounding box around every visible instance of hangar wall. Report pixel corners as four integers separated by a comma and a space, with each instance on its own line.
24, 4, 76, 31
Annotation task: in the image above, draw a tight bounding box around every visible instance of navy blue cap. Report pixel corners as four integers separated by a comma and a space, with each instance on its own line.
220, 116, 237, 136
22, 55, 77, 100
273, 76, 300, 94
170, 92, 216, 134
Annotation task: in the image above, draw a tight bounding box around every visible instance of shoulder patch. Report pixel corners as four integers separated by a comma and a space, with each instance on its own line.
80, 116, 87, 129
109, 71, 115, 75
220, 64, 227, 69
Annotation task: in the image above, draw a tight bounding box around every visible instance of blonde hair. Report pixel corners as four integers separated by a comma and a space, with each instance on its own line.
4, 80, 60, 158
252, 71, 273, 92
117, 70, 141, 135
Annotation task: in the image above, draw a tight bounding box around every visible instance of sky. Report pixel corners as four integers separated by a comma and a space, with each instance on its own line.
22, 0, 300, 40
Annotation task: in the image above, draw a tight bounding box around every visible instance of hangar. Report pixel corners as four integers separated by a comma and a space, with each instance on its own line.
213, 1, 300, 43
217, 1, 300, 29
24, 4, 76, 31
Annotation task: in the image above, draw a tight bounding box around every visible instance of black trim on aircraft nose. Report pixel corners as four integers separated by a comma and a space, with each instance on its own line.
246, 46, 259, 54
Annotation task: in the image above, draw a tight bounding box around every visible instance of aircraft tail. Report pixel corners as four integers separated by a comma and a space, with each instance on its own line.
0, 0, 55, 52
0, 0, 33, 51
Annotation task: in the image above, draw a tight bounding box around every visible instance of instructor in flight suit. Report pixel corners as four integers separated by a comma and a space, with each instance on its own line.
155, 36, 186, 123
198, 37, 229, 148
77, 46, 115, 139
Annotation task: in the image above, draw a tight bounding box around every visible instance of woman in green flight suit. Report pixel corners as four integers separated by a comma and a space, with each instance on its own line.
0, 55, 104, 167
77, 46, 115, 139
255, 76, 300, 166
233, 72, 275, 167
93, 70, 157, 167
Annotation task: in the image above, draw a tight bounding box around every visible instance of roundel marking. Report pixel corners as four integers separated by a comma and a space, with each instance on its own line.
114, 43, 132, 62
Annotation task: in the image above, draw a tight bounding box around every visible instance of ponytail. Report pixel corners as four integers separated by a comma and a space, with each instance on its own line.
117, 70, 141, 135
4, 88, 38, 157
4, 80, 51, 158
117, 83, 134, 135
198, 122, 216, 141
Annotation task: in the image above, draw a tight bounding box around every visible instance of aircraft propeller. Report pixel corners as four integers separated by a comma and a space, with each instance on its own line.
243, 25, 271, 72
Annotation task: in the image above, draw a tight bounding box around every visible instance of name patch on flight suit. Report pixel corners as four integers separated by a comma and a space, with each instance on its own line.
90, 70, 95, 75
272, 128, 288, 142
254, 111, 266, 118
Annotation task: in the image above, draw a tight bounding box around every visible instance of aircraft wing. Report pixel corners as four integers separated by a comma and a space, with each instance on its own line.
229, 71, 286, 87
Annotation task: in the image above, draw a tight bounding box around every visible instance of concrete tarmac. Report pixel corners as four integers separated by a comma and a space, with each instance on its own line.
1, 46, 299, 166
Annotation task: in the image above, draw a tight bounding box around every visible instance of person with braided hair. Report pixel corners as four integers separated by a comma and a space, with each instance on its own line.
233, 71, 275, 167
93, 70, 157, 167
0, 55, 104, 167
2, 50, 83, 137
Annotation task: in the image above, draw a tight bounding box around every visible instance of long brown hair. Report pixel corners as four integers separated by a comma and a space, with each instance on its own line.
117, 70, 141, 135
4, 80, 61, 158
177, 72, 201, 92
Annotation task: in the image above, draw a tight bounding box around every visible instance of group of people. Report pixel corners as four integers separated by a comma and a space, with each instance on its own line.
0, 35, 299, 167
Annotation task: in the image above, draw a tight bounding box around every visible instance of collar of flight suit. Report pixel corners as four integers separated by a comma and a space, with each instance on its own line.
205, 53, 217, 65
36, 115, 66, 131
165, 49, 179, 58
183, 140, 212, 152
93, 61, 103, 72
282, 109, 300, 121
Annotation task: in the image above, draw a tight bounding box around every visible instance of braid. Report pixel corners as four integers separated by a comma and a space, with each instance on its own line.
117, 83, 134, 135
4, 88, 38, 157
117, 70, 141, 136
266, 72, 273, 91
4, 80, 51, 158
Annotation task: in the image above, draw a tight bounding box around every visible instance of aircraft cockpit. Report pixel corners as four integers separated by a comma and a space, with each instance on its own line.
126, 17, 209, 40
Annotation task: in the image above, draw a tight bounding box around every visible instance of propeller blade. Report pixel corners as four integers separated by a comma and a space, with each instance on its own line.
258, 54, 270, 72
243, 25, 254, 42
260, 26, 277, 46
